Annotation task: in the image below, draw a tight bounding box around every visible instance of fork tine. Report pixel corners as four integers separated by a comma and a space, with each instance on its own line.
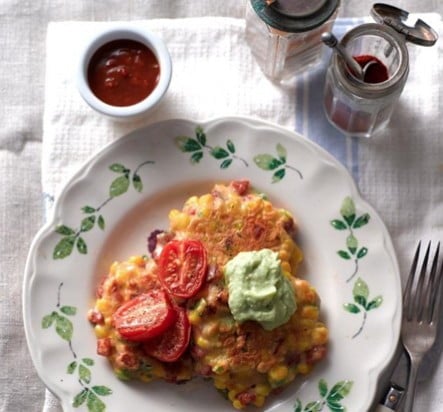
416, 241, 432, 322
428, 242, 442, 324
403, 241, 421, 321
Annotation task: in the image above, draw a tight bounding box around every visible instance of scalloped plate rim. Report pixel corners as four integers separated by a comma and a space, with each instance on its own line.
22, 115, 402, 412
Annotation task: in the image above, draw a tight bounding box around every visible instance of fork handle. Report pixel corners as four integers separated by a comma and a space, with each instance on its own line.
403, 354, 422, 412
373, 406, 395, 411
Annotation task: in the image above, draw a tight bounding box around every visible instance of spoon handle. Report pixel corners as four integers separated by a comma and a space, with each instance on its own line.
321, 32, 363, 79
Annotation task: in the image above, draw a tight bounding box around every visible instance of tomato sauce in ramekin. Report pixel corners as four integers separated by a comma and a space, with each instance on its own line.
87, 39, 160, 106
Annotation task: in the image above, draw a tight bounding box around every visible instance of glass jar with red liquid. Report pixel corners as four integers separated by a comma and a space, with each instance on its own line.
246, 0, 340, 87
324, 4, 438, 138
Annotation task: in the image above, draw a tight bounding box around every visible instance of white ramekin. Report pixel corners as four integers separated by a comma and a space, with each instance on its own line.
77, 25, 172, 120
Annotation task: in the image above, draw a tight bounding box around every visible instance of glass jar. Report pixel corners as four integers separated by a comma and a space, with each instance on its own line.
245, 0, 340, 87
324, 4, 438, 138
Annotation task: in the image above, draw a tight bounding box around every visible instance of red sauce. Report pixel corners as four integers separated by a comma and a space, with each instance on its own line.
353, 54, 389, 84
88, 39, 160, 106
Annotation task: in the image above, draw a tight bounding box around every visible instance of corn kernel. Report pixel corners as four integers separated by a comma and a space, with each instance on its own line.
110, 261, 119, 274
295, 339, 310, 352
194, 298, 207, 315
185, 196, 198, 206
129, 255, 145, 266
212, 364, 226, 375
94, 324, 108, 339
115, 266, 131, 283
188, 310, 201, 325
312, 326, 329, 345
215, 373, 229, 385
279, 249, 290, 263
301, 305, 319, 320
280, 261, 291, 274
254, 395, 265, 407
233, 383, 246, 392
168, 208, 180, 220
255, 383, 271, 396
201, 320, 218, 338
232, 399, 243, 410
196, 336, 211, 349
268, 364, 289, 382
96, 298, 111, 314
139, 374, 153, 383
297, 363, 312, 374
213, 378, 226, 389
152, 364, 165, 378
169, 210, 190, 230
198, 194, 213, 215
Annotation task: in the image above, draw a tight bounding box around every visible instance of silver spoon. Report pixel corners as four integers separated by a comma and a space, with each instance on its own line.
321, 32, 376, 81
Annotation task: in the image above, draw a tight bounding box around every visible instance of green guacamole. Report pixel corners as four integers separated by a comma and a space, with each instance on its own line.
224, 249, 297, 330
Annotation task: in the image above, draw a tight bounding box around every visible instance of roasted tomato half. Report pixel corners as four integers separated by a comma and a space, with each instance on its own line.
112, 291, 176, 342
158, 239, 207, 299
143, 306, 191, 362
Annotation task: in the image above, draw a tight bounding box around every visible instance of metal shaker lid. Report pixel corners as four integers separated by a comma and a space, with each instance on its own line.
271, 0, 327, 17
250, 0, 340, 33
371, 3, 438, 46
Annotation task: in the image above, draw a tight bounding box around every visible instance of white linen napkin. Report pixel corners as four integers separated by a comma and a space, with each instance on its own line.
41, 14, 443, 412
42, 17, 298, 203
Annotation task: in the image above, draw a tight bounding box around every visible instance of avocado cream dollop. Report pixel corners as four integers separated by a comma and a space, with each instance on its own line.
224, 249, 297, 330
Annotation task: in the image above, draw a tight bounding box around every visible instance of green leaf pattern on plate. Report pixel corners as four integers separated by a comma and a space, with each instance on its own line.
344, 278, 383, 339
294, 379, 353, 411
330, 197, 370, 282
254, 142, 303, 182
52, 160, 154, 260
175, 126, 303, 182
331, 196, 383, 339
175, 126, 248, 168
41, 283, 112, 411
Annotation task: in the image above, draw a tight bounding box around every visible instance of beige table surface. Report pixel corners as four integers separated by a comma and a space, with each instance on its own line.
1, 1, 441, 411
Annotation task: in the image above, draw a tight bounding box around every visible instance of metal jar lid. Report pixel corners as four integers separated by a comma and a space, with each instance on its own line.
250, 0, 340, 33
371, 3, 438, 46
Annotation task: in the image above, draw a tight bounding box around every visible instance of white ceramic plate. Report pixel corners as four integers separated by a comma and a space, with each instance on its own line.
23, 117, 401, 412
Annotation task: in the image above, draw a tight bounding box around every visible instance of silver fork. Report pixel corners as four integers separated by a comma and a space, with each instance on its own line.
401, 241, 443, 412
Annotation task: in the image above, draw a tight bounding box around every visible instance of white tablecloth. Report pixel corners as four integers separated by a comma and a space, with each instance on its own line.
1, 1, 442, 411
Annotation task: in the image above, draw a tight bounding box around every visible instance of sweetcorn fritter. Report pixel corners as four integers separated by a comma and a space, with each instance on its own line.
89, 180, 328, 409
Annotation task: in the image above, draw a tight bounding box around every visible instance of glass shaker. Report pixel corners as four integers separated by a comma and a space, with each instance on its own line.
245, 0, 340, 86
324, 4, 438, 138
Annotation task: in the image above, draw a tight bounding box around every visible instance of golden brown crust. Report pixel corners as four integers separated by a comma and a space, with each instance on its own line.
90, 182, 328, 409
